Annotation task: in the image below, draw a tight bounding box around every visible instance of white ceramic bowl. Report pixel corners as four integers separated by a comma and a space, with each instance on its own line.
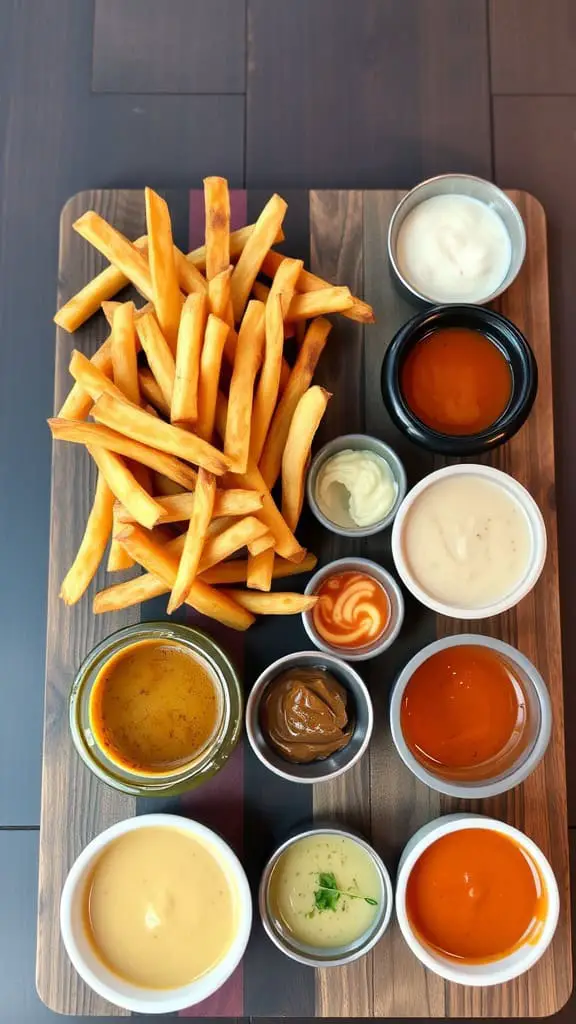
389, 634, 552, 798
391, 463, 547, 619
60, 814, 252, 1014
395, 814, 560, 986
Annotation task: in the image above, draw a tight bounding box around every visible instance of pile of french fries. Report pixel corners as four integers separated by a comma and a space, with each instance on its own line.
49, 179, 375, 631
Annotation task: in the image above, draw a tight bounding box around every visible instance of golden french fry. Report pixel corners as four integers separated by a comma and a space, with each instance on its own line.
73, 211, 154, 300
111, 303, 140, 405
247, 531, 275, 557
268, 256, 304, 318
230, 194, 288, 322
172, 247, 208, 296
259, 317, 332, 487
204, 176, 230, 280
208, 265, 233, 323
60, 472, 114, 604
201, 551, 318, 585
287, 287, 353, 321
88, 445, 164, 530
115, 487, 263, 525
135, 312, 176, 407
111, 525, 254, 630
187, 223, 285, 270
197, 515, 268, 574
92, 392, 232, 476
224, 301, 265, 471
138, 367, 171, 417
249, 293, 284, 464
282, 386, 332, 531
107, 503, 134, 572
102, 298, 152, 327
170, 293, 207, 428
145, 187, 182, 353
261, 249, 376, 324
220, 589, 318, 615
150, 472, 186, 497
196, 314, 229, 443
168, 469, 216, 613
54, 237, 148, 333
58, 337, 113, 420
247, 547, 274, 591
68, 349, 130, 406
48, 418, 198, 489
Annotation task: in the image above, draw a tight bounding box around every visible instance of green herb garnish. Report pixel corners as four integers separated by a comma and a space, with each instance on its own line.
312, 871, 379, 913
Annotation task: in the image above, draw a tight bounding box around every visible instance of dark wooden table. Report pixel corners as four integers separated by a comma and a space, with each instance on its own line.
1, 2, 576, 1021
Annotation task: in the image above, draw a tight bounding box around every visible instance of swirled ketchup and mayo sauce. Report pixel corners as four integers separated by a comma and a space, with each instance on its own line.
315, 450, 397, 529
312, 571, 390, 650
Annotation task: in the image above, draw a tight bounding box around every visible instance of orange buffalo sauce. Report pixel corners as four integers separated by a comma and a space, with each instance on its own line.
89, 639, 221, 775
400, 645, 527, 779
406, 829, 547, 962
401, 327, 512, 435
312, 571, 390, 649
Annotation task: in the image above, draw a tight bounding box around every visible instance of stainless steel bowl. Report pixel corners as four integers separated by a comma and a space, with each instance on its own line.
245, 651, 373, 784
302, 557, 405, 661
306, 433, 407, 538
387, 173, 526, 307
389, 634, 552, 799
259, 827, 393, 967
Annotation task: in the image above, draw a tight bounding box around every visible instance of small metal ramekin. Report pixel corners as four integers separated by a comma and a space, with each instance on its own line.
306, 433, 407, 538
245, 651, 373, 784
387, 173, 526, 307
302, 557, 404, 661
259, 826, 393, 967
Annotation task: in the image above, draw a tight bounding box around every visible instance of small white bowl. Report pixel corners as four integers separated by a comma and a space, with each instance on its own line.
391, 463, 547, 619
395, 814, 559, 986
302, 557, 405, 661
60, 814, 252, 1014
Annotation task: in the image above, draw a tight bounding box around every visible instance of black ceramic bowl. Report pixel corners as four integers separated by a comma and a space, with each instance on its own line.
381, 305, 538, 456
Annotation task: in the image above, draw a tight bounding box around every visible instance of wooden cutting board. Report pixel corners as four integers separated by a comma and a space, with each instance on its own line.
36, 188, 571, 1018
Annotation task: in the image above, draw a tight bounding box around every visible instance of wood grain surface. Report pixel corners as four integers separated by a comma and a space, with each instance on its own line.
37, 189, 571, 1018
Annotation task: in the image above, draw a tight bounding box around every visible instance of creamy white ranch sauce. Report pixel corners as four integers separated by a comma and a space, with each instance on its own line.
402, 475, 532, 608
316, 449, 397, 528
396, 194, 512, 302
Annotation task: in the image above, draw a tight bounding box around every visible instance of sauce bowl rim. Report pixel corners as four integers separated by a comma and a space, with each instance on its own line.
394, 813, 560, 986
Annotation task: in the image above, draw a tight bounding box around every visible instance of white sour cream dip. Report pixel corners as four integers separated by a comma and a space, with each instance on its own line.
315, 449, 397, 529
396, 194, 512, 303
402, 474, 532, 608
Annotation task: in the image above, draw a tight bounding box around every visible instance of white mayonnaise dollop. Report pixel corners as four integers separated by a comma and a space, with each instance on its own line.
315, 449, 397, 528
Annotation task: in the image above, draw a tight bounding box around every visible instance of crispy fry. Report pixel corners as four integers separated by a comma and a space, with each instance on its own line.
73, 211, 154, 301
145, 187, 182, 352
249, 293, 283, 465
151, 472, 186, 497
282, 386, 332, 531
247, 531, 275, 557
261, 249, 375, 324
208, 266, 233, 320
111, 302, 140, 405
201, 551, 318, 585
138, 367, 171, 417
230, 194, 288, 322
224, 301, 265, 471
220, 590, 318, 614
111, 525, 254, 630
197, 515, 268, 574
54, 237, 148, 333
92, 392, 231, 476
102, 298, 152, 327
135, 312, 176, 407
247, 547, 274, 591
287, 287, 353, 321
259, 317, 332, 487
196, 314, 229, 442
168, 469, 216, 613
115, 487, 263, 525
172, 247, 208, 296
59, 472, 114, 604
48, 418, 197, 489
187, 223, 285, 271
107, 503, 134, 571
68, 348, 131, 405
88, 445, 164, 530
204, 177, 230, 280
170, 293, 207, 428
58, 337, 113, 420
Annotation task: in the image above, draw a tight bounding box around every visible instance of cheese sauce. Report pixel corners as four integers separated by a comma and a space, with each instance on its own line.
402, 474, 532, 608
